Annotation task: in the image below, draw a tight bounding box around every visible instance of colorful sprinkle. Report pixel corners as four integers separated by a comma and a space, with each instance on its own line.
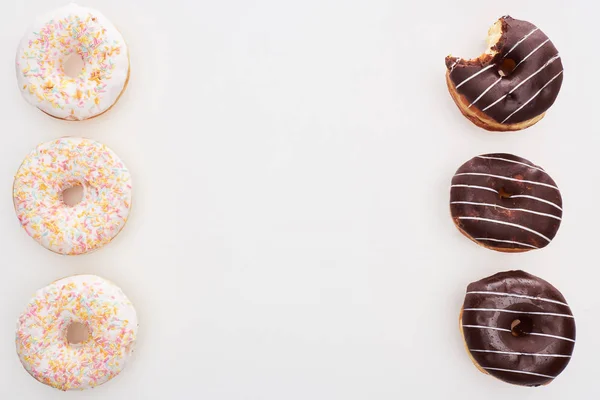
16, 275, 138, 391
13, 137, 132, 255
16, 4, 128, 120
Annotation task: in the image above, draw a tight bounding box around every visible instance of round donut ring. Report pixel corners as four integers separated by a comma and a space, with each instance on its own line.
460, 270, 575, 387
13, 137, 132, 255
16, 3, 130, 120
445, 16, 563, 131
450, 153, 562, 252
16, 275, 138, 391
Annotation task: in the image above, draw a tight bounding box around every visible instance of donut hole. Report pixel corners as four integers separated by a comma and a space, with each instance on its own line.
61, 184, 84, 207
498, 187, 513, 199
63, 52, 85, 78
66, 322, 90, 345
498, 58, 517, 77
511, 316, 534, 337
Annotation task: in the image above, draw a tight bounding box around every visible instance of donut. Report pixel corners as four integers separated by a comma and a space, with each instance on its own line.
445, 16, 563, 131
450, 153, 562, 252
16, 4, 129, 120
13, 137, 132, 255
16, 275, 138, 391
460, 270, 575, 386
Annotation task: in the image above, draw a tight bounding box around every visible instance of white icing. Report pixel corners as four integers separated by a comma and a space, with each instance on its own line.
451, 184, 562, 211
462, 324, 511, 333
513, 38, 551, 70
465, 291, 569, 307
473, 238, 538, 249
468, 77, 502, 108
13, 137, 132, 255
529, 332, 576, 343
462, 324, 574, 343
501, 70, 564, 123
463, 308, 574, 318
457, 216, 551, 242
482, 367, 556, 379
475, 155, 547, 173
504, 28, 539, 57
508, 54, 560, 95
469, 349, 571, 358
480, 54, 560, 113
16, 275, 138, 390
449, 58, 461, 72
481, 91, 508, 112
450, 184, 498, 194
509, 195, 563, 211
455, 64, 496, 89
16, 4, 129, 120
451, 201, 561, 220
453, 172, 559, 190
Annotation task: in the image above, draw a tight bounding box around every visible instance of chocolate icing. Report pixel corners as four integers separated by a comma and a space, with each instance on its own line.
450, 154, 562, 251
462, 271, 575, 386
446, 16, 563, 124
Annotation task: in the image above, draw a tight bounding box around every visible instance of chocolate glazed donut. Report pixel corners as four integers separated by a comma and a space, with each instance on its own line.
450, 154, 562, 252
460, 271, 575, 386
445, 16, 563, 131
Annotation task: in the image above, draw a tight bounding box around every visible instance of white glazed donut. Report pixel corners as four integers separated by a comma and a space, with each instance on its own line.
16, 275, 138, 391
16, 3, 129, 120
13, 137, 132, 255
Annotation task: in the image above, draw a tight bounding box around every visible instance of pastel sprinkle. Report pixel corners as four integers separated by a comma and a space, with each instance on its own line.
13, 137, 132, 255
16, 275, 138, 391
16, 4, 129, 120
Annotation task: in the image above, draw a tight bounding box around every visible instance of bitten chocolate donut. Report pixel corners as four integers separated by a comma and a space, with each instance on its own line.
450, 154, 562, 252
460, 271, 575, 387
445, 16, 563, 131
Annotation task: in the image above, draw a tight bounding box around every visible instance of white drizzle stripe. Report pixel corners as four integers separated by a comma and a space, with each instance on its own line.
458, 217, 551, 242
450, 184, 562, 211
451, 201, 561, 221
513, 39, 551, 70
475, 155, 546, 173
482, 367, 556, 379
473, 238, 538, 249
450, 184, 498, 194
530, 332, 576, 343
463, 308, 573, 318
469, 349, 571, 358
480, 54, 560, 113
465, 291, 569, 307
449, 58, 461, 72
455, 64, 496, 89
509, 54, 561, 95
510, 195, 563, 211
501, 70, 564, 124
462, 325, 511, 333
481, 92, 507, 112
462, 325, 574, 343
453, 172, 559, 190
505, 28, 539, 57
469, 78, 502, 108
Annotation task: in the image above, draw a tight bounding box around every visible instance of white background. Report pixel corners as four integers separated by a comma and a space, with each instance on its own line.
0, 0, 595, 398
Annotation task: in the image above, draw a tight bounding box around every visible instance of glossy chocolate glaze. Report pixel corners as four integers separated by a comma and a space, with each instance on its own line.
446, 16, 563, 124
462, 271, 575, 386
450, 154, 562, 251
